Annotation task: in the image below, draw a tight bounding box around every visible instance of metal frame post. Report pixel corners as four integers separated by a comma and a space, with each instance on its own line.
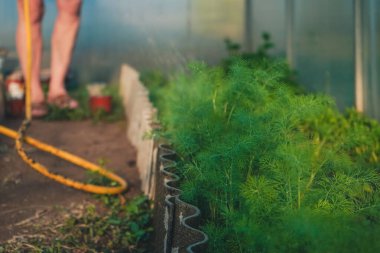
286, 0, 295, 68
369, 0, 379, 117
245, 0, 253, 52
355, 0, 364, 112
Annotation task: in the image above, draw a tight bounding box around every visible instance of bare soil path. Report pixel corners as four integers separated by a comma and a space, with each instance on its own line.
0, 119, 140, 243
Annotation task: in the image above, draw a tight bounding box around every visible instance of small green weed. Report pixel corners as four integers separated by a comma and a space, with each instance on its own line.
1, 194, 152, 253
53, 195, 152, 253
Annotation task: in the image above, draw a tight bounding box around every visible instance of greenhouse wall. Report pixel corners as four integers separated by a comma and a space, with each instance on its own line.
0, 0, 379, 120
0, 0, 244, 83
292, 0, 355, 110
251, 0, 379, 119
250, 0, 286, 57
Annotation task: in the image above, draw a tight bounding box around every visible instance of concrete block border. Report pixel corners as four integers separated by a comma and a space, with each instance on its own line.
119, 64, 208, 253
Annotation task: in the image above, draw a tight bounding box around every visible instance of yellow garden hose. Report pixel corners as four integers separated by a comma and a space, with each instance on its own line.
0, 0, 127, 194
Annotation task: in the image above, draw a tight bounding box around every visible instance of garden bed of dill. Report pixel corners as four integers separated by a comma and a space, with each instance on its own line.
142, 45, 380, 252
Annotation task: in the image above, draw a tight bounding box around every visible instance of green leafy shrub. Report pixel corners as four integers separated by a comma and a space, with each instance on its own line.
148, 57, 380, 252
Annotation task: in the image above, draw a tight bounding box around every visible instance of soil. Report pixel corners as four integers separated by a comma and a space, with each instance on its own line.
0, 119, 140, 243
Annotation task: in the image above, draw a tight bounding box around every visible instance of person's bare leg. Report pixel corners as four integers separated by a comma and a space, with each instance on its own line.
16, 0, 45, 107
48, 0, 82, 108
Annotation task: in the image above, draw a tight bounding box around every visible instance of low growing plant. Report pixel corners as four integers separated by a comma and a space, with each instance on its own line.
44, 84, 124, 122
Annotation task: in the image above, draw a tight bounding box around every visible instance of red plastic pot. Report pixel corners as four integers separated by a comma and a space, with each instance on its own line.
89, 96, 112, 113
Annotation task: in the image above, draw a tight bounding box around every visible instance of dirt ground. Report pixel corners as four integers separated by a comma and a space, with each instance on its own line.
0, 119, 140, 243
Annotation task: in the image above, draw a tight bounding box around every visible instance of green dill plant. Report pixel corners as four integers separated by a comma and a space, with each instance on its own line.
148, 49, 380, 252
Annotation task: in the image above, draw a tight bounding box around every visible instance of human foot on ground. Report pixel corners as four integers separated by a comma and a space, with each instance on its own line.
47, 91, 79, 109
31, 85, 48, 117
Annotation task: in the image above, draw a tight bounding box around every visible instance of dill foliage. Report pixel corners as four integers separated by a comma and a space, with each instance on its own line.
149, 58, 380, 252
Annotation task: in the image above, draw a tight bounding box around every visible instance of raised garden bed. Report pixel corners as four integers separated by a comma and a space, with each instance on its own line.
141, 54, 380, 252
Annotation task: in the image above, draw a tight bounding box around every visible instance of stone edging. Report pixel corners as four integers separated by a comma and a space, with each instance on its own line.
119, 64, 208, 253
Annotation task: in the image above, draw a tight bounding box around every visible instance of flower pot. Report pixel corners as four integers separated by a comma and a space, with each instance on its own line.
5, 77, 25, 117
7, 99, 24, 117
89, 96, 112, 113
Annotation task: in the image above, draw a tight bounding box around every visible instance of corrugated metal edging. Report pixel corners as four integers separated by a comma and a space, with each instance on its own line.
119, 64, 208, 253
